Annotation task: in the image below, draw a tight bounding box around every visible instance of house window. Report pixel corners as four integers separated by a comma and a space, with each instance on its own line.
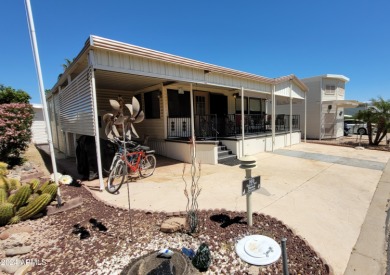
196, 96, 206, 115
144, 90, 160, 119
167, 89, 190, 117
249, 98, 261, 114
325, 85, 336, 95
235, 97, 248, 114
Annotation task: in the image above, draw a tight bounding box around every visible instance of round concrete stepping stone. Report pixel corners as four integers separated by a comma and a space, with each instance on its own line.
235, 235, 281, 265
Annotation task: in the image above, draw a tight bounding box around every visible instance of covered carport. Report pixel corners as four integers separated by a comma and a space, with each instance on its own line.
47, 35, 308, 191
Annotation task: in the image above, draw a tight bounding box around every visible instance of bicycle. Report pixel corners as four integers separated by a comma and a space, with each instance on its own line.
106, 137, 156, 194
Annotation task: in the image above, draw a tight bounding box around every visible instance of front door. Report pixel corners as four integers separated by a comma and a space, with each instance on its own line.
210, 93, 228, 136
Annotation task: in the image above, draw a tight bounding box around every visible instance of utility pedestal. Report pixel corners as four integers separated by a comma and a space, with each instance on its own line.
240, 156, 258, 227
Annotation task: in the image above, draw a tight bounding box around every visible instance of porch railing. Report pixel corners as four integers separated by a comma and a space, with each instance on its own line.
167, 114, 300, 138
167, 114, 218, 139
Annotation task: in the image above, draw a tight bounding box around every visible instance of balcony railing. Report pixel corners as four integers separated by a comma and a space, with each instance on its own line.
167, 114, 300, 138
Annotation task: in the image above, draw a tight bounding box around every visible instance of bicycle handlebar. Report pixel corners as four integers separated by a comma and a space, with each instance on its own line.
112, 137, 140, 149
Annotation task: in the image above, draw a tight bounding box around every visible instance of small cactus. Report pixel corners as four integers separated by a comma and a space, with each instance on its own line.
0, 162, 8, 176
42, 184, 58, 200
16, 193, 52, 221
29, 178, 40, 192
8, 185, 32, 210
0, 175, 8, 191
38, 180, 51, 193
0, 189, 7, 204
7, 215, 20, 225
7, 178, 21, 191
0, 203, 15, 226
27, 193, 39, 204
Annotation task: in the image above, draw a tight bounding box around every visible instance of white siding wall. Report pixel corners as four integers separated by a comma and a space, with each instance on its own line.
94, 50, 274, 95
59, 68, 95, 136
303, 79, 322, 139
31, 106, 48, 144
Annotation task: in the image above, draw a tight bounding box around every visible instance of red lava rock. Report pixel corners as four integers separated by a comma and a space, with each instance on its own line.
23, 185, 330, 274
0, 232, 10, 240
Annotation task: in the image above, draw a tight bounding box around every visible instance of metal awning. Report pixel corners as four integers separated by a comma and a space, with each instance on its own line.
322, 100, 360, 108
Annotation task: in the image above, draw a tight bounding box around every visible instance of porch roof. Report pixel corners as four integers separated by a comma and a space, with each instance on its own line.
322, 100, 360, 108
51, 35, 308, 94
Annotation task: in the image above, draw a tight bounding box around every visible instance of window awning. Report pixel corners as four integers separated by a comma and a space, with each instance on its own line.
322, 100, 360, 108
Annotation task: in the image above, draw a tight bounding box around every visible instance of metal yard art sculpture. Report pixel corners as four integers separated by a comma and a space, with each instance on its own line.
102, 96, 145, 140
102, 95, 145, 238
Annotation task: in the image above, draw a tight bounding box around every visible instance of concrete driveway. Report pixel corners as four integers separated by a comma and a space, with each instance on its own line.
87, 143, 389, 275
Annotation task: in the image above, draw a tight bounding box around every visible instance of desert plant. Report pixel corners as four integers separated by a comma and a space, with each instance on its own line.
355, 97, 390, 145
0, 162, 8, 175
0, 188, 7, 204
7, 178, 21, 191
15, 193, 51, 221
7, 216, 20, 225
42, 184, 58, 199
37, 180, 51, 193
0, 202, 15, 226
8, 185, 31, 210
29, 178, 40, 192
0, 175, 8, 191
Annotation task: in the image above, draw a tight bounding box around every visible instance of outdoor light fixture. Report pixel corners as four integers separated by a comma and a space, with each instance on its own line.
233, 93, 239, 98
157, 91, 162, 99
339, 111, 343, 116
178, 88, 184, 94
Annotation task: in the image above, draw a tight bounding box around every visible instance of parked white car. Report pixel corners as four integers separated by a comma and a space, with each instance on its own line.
344, 119, 369, 135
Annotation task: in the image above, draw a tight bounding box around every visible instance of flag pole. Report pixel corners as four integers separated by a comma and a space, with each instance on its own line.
25, 0, 62, 205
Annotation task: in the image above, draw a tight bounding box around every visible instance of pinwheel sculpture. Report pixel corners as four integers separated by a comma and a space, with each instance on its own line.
102, 95, 145, 140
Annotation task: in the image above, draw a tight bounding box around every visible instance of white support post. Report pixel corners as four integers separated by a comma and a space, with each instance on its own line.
290, 80, 293, 146
241, 87, 245, 157
190, 83, 196, 158
272, 85, 276, 151
304, 91, 307, 142
25, 0, 61, 204
88, 51, 104, 191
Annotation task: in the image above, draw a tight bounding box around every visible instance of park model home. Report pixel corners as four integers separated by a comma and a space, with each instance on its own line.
47, 35, 308, 189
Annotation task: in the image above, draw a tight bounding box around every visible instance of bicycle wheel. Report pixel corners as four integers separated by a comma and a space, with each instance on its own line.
139, 154, 156, 178
107, 159, 126, 193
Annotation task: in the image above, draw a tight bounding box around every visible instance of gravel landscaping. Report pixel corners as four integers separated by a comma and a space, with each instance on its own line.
1, 183, 330, 274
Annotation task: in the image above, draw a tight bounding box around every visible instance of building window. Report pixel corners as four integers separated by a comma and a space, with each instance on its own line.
196, 96, 206, 115
235, 97, 248, 114
325, 85, 336, 95
249, 98, 261, 114
167, 89, 190, 117
144, 90, 160, 119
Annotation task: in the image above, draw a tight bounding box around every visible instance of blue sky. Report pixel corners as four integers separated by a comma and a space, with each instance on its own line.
1, 0, 389, 104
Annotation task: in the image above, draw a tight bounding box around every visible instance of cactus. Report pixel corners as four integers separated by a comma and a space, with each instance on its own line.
27, 193, 39, 204
42, 184, 58, 199
8, 185, 32, 210
0, 175, 8, 191
7, 178, 21, 191
7, 215, 20, 225
0, 162, 8, 176
0, 189, 7, 204
29, 178, 40, 192
38, 180, 51, 193
7, 193, 15, 203
0, 203, 15, 226
16, 193, 52, 221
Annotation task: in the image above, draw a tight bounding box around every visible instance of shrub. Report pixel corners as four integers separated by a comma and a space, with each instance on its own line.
0, 103, 34, 163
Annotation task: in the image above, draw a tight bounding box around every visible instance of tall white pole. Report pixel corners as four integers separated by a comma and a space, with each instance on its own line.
272, 85, 275, 152
241, 87, 245, 157
190, 83, 196, 158
290, 80, 293, 147
25, 0, 61, 203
